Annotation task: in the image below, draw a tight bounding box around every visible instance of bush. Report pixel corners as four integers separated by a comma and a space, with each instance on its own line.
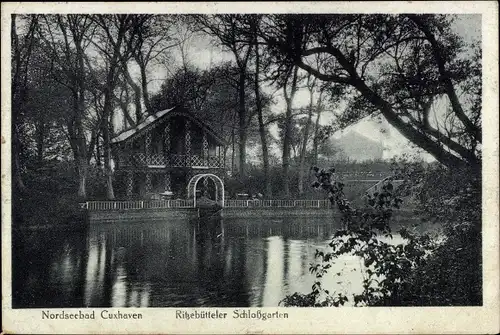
281, 162, 482, 307
13, 160, 105, 227
392, 162, 482, 305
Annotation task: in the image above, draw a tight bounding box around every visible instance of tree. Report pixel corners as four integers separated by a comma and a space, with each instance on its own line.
151, 63, 241, 145
311, 90, 326, 166
277, 114, 303, 161
114, 14, 179, 122
251, 16, 272, 197
11, 14, 38, 193
90, 14, 146, 199
36, 14, 96, 199
252, 14, 481, 169
280, 65, 300, 198
22, 51, 73, 165
132, 15, 178, 114
281, 158, 481, 307
151, 65, 215, 112
193, 14, 255, 178
298, 74, 317, 195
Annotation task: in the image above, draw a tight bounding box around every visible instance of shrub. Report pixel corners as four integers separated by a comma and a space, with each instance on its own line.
280, 162, 482, 307
13, 161, 104, 227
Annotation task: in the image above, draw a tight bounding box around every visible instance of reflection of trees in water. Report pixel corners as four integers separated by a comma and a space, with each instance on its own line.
83, 230, 154, 307
12, 229, 89, 308
194, 217, 250, 307
13, 216, 371, 308
83, 218, 251, 307
84, 222, 192, 307
223, 217, 340, 240
84, 233, 107, 306
83, 218, 341, 307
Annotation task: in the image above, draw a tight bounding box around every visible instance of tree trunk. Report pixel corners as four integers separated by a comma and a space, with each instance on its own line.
282, 106, 292, 197
298, 37, 476, 168
231, 128, 236, 175
312, 102, 323, 166
13, 140, 26, 193
298, 86, 315, 196
137, 57, 151, 113
102, 117, 115, 200
12, 108, 27, 195
101, 82, 116, 200
77, 158, 88, 199
11, 14, 36, 194
254, 42, 272, 197
282, 66, 299, 198
237, 73, 247, 178
95, 135, 102, 167
121, 62, 142, 122
75, 35, 88, 200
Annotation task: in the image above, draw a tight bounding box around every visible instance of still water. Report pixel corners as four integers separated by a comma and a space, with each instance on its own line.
12, 215, 422, 308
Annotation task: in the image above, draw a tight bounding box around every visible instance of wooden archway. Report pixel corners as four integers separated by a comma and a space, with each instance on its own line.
187, 173, 225, 208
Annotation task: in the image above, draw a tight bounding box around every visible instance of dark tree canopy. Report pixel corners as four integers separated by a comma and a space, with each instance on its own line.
243, 14, 481, 168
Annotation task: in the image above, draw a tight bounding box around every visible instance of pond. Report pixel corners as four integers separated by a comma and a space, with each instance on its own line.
12, 214, 428, 308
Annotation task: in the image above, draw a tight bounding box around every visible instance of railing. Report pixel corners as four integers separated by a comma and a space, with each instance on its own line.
338, 172, 391, 179
224, 199, 332, 208
120, 153, 223, 168
85, 199, 194, 210
84, 199, 332, 210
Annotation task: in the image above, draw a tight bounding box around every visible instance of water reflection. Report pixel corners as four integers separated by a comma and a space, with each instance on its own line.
12, 229, 88, 308
12, 215, 426, 308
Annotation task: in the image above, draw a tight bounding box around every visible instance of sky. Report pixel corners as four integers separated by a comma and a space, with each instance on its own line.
142, 14, 481, 162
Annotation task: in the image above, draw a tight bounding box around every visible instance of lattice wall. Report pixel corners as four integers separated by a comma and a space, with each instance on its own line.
126, 171, 133, 197
185, 120, 191, 157
164, 121, 171, 164
203, 132, 209, 165
145, 172, 152, 193
164, 173, 171, 192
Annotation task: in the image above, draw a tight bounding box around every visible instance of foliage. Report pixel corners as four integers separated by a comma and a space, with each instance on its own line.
281, 161, 481, 307
225, 165, 298, 199
248, 14, 481, 168
13, 14, 185, 201
150, 63, 247, 142
390, 159, 482, 305
13, 159, 90, 227
225, 159, 404, 201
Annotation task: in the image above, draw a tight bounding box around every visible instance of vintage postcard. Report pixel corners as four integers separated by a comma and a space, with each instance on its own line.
1, 1, 499, 334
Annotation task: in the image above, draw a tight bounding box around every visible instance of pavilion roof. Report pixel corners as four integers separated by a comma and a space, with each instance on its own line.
111, 106, 226, 145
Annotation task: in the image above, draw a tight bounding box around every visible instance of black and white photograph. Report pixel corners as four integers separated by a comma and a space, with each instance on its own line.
2, 1, 499, 334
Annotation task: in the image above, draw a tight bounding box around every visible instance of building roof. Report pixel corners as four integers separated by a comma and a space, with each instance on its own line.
111, 106, 226, 145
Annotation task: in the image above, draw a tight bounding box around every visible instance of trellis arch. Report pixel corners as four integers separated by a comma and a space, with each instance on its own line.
187, 173, 225, 208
